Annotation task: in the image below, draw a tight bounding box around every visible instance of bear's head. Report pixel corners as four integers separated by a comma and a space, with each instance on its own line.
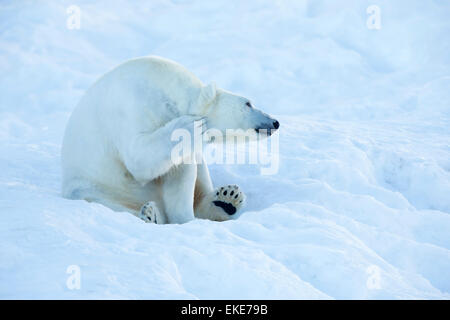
195, 83, 279, 141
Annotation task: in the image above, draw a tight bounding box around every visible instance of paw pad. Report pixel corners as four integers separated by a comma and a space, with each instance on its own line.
212, 185, 245, 215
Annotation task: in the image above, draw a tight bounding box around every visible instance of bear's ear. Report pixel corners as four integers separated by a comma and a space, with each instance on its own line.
198, 82, 217, 107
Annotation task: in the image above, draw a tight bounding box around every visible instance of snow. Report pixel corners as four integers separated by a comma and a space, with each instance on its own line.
1, 0, 449, 299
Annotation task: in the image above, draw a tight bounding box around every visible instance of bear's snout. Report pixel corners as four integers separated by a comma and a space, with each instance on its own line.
255, 119, 279, 136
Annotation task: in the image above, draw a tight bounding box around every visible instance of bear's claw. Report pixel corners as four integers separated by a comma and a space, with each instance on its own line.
212, 185, 245, 216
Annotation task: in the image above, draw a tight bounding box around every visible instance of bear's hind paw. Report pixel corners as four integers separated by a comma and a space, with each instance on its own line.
139, 201, 162, 224
212, 185, 245, 216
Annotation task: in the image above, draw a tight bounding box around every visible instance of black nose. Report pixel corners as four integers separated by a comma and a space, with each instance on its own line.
273, 120, 280, 130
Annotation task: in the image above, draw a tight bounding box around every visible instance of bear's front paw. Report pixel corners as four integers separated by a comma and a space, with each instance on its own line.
170, 115, 207, 136
212, 185, 245, 216
139, 201, 162, 224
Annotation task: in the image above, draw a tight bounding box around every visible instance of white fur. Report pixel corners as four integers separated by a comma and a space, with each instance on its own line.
61, 56, 277, 223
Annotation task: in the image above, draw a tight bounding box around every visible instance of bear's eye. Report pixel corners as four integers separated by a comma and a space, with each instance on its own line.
246, 102, 252, 108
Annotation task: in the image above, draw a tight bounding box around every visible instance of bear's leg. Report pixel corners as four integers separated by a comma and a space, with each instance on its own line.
193, 158, 214, 198
122, 115, 204, 184
138, 201, 166, 224
161, 163, 197, 224
195, 184, 246, 221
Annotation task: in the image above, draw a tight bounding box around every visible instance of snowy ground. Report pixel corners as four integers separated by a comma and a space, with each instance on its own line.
1, 0, 449, 299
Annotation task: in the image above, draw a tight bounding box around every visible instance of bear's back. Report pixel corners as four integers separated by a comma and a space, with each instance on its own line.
107, 56, 203, 97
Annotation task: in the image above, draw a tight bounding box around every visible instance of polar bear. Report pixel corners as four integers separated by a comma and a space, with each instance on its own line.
61, 56, 279, 224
